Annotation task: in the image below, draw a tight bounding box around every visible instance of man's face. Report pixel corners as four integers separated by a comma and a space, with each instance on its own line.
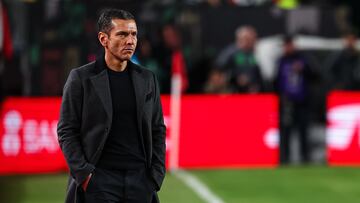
236, 30, 256, 51
284, 42, 295, 55
344, 34, 356, 49
99, 19, 138, 61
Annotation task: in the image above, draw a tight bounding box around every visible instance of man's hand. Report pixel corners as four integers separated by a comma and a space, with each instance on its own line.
82, 173, 92, 192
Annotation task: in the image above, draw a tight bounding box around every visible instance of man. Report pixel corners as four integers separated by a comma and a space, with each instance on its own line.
57, 9, 166, 203
215, 25, 263, 93
327, 32, 360, 90
275, 35, 312, 165
155, 24, 188, 93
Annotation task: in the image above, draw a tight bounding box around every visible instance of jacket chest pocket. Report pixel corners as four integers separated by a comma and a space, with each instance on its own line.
143, 91, 153, 119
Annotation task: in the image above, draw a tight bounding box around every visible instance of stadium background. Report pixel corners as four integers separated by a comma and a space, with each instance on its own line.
1, 0, 360, 202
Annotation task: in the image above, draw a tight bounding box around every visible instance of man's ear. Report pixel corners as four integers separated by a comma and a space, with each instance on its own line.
98, 32, 108, 47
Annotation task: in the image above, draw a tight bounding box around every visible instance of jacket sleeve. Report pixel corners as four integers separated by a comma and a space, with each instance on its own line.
150, 72, 166, 191
57, 69, 95, 186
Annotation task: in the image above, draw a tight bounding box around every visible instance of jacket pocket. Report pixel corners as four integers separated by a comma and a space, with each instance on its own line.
145, 91, 153, 102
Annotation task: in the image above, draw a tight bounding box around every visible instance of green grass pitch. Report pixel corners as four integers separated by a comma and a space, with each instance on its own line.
1, 166, 360, 203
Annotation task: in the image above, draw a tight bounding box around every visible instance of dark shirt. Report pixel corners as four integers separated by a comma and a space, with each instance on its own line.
97, 64, 146, 169
330, 49, 360, 90
220, 48, 263, 93
276, 52, 308, 102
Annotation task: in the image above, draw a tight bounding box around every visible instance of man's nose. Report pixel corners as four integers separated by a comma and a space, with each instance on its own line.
126, 36, 136, 45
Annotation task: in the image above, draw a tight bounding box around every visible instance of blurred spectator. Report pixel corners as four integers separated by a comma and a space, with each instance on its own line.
206, 0, 222, 7
136, 37, 165, 82
0, 1, 13, 61
327, 32, 360, 90
204, 69, 231, 93
201, 0, 224, 7
155, 24, 189, 93
230, 0, 273, 6
275, 35, 313, 165
215, 25, 263, 93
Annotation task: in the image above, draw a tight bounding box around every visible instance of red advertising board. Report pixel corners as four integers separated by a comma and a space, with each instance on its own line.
327, 91, 360, 166
0, 98, 66, 174
0, 95, 279, 174
163, 94, 279, 168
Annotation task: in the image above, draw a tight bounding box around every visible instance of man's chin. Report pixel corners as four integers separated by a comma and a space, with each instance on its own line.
118, 55, 132, 61
124, 57, 132, 61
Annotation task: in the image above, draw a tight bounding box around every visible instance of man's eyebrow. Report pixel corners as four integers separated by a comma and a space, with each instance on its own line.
115, 31, 129, 35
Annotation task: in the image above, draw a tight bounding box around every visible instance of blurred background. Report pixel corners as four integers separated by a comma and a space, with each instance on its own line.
1, 0, 360, 202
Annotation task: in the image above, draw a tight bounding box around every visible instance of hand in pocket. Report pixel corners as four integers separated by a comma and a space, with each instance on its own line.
82, 173, 93, 192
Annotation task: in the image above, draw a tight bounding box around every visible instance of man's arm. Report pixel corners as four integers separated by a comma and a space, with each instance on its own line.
57, 69, 95, 186
150, 73, 166, 191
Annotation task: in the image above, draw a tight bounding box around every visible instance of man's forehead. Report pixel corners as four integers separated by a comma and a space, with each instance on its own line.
111, 19, 137, 30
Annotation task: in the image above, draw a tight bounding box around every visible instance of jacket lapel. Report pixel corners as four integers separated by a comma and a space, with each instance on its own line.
130, 63, 148, 159
90, 69, 113, 122
130, 65, 145, 121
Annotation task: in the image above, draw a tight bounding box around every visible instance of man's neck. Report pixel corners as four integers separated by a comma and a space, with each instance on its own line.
105, 53, 128, 72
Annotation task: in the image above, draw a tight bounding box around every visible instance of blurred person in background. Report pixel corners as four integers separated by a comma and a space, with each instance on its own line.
204, 69, 231, 93
215, 25, 263, 93
155, 24, 188, 94
135, 37, 165, 83
275, 35, 313, 165
230, 0, 274, 6
327, 32, 360, 90
57, 9, 166, 203
198, 0, 225, 7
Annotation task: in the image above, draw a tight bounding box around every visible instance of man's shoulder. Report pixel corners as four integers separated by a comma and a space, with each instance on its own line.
131, 61, 154, 78
72, 61, 96, 74
69, 61, 101, 80
216, 44, 238, 67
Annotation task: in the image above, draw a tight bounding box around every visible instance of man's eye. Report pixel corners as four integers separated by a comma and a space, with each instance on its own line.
117, 32, 128, 37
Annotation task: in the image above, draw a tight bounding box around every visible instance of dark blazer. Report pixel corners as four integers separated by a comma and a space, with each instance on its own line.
57, 58, 166, 203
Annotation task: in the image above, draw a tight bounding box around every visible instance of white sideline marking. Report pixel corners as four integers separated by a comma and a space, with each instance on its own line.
173, 170, 225, 203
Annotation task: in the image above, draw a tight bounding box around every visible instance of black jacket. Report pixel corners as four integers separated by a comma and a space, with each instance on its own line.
57, 59, 166, 203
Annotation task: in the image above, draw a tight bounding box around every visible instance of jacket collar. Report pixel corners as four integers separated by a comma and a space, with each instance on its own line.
94, 52, 142, 75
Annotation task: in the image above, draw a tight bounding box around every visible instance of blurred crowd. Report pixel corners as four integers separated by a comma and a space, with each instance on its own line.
1, 0, 360, 96
1, 0, 360, 164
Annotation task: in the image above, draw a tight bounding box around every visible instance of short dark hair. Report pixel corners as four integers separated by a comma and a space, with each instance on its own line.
97, 9, 135, 34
